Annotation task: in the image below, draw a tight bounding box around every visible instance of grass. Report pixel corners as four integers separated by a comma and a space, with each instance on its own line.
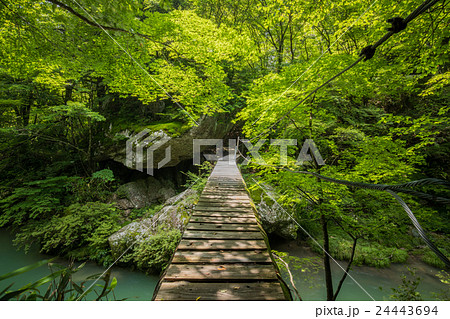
308, 236, 409, 268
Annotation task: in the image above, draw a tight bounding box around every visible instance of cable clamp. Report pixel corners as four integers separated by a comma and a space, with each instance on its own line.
387, 17, 407, 33
359, 45, 376, 61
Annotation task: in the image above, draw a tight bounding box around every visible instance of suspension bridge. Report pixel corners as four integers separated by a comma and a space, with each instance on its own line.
153, 155, 290, 301
149, 0, 450, 300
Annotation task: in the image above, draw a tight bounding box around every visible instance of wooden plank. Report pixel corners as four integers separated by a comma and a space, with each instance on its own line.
199, 195, 249, 200
206, 184, 245, 189
192, 212, 254, 218
205, 187, 246, 191
177, 239, 266, 250
206, 184, 244, 188
205, 181, 242, 184
164, 264, 278, 281
198, 197, 249, 203
196, 199, 251, 205
186, 223, 259, 231
193, 209, 253, 215
203, 187, 247, 191
172, 250, 271, 264
183, 230, 263, 240
194, 206, 252, 212
199, 194, 249, 199
189, 216, 257, 223
155, 281, 285, 301
200, 194, 249, 198
195, 203, 252, 209
202, 190, 248, 195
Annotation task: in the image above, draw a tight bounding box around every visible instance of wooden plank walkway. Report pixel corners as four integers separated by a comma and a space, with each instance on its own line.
153, 156, 287, 300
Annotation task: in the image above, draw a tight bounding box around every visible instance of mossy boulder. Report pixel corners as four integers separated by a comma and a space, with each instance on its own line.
108, 188, 198, 259
256, 193, 298, 240
107, 115, 233, 169
112, 176, 176, 209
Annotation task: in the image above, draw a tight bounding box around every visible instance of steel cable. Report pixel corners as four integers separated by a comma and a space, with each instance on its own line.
250, 0, 444, 141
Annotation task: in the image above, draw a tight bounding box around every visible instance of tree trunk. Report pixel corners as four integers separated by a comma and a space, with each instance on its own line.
96, 77, 106, 109
277, 46, 283, 72
64, 80, 73, 103
332, 237, 358, 300
321, 214, 334, 301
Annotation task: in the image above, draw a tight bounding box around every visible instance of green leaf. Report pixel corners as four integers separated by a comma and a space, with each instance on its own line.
108, 277, 117, 290
0, 258, 55, 282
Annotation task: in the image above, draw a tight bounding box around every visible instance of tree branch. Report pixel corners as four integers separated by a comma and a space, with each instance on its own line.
47, 0, 135, 35
332, 237, 358, 300
46, 0, 182, 55
272, 253, 302, 300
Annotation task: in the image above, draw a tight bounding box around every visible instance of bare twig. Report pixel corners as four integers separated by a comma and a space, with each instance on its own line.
272, 253, 302, 301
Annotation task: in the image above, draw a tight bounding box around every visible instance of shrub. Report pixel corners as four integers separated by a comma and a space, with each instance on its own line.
310, 237, 409, 268
128, 226, 181, 273
0, 170, 116, 228
70, 169, 116, 203
390, 268, 423, 301
421, 249, 449, 269
13, 202, 121, 265
0, 176, 75, 227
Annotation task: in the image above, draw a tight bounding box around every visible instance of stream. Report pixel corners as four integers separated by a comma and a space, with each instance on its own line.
1, 229, 447, 301
0, 230, 159, 301
271, 237, 448, 301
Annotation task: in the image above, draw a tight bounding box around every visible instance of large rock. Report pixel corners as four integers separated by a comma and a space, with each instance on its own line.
256, 191, 298, 239
109, 115, 233, 169
112, 176, 176, 210
108, 188, 198, 258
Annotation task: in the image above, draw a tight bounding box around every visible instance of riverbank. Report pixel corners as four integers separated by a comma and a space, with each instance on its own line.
270, 236, 449, 301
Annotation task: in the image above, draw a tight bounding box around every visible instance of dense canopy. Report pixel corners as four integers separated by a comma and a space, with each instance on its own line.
0, 0, 449, 301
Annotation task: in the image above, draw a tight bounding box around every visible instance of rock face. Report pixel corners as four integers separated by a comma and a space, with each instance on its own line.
108, 188, 198, 258
112, 176, 176, 210
109, 115, 233, 169
256, 192, 298, 239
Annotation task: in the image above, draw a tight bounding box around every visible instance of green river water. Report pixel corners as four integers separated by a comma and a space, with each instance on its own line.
0, 230, 447, 301
271, 238, 448, 301
0, 230, 159, 301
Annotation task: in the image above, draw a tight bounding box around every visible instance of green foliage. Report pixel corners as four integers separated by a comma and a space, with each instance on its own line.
12, 202, 121, 265
0, 0, 448, 302
0, 171, 117, 229
272, 250, 321, 290
308, 237, 409, 268
421, 249, 449, 269
71, 169, 116, 203
183, 161, 214, 192
433, 270, 450, 300
45, 102, 106, 123
0, 176, 75, 227
390, 267, 423, 301
92, 168, 115, 183
0, 259, 118, 301
126, 225, 181, 273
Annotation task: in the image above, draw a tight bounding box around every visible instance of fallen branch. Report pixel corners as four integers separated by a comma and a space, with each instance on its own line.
272, 253, 302, 301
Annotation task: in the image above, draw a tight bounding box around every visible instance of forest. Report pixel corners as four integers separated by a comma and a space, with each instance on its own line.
0, 0, 449, 301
